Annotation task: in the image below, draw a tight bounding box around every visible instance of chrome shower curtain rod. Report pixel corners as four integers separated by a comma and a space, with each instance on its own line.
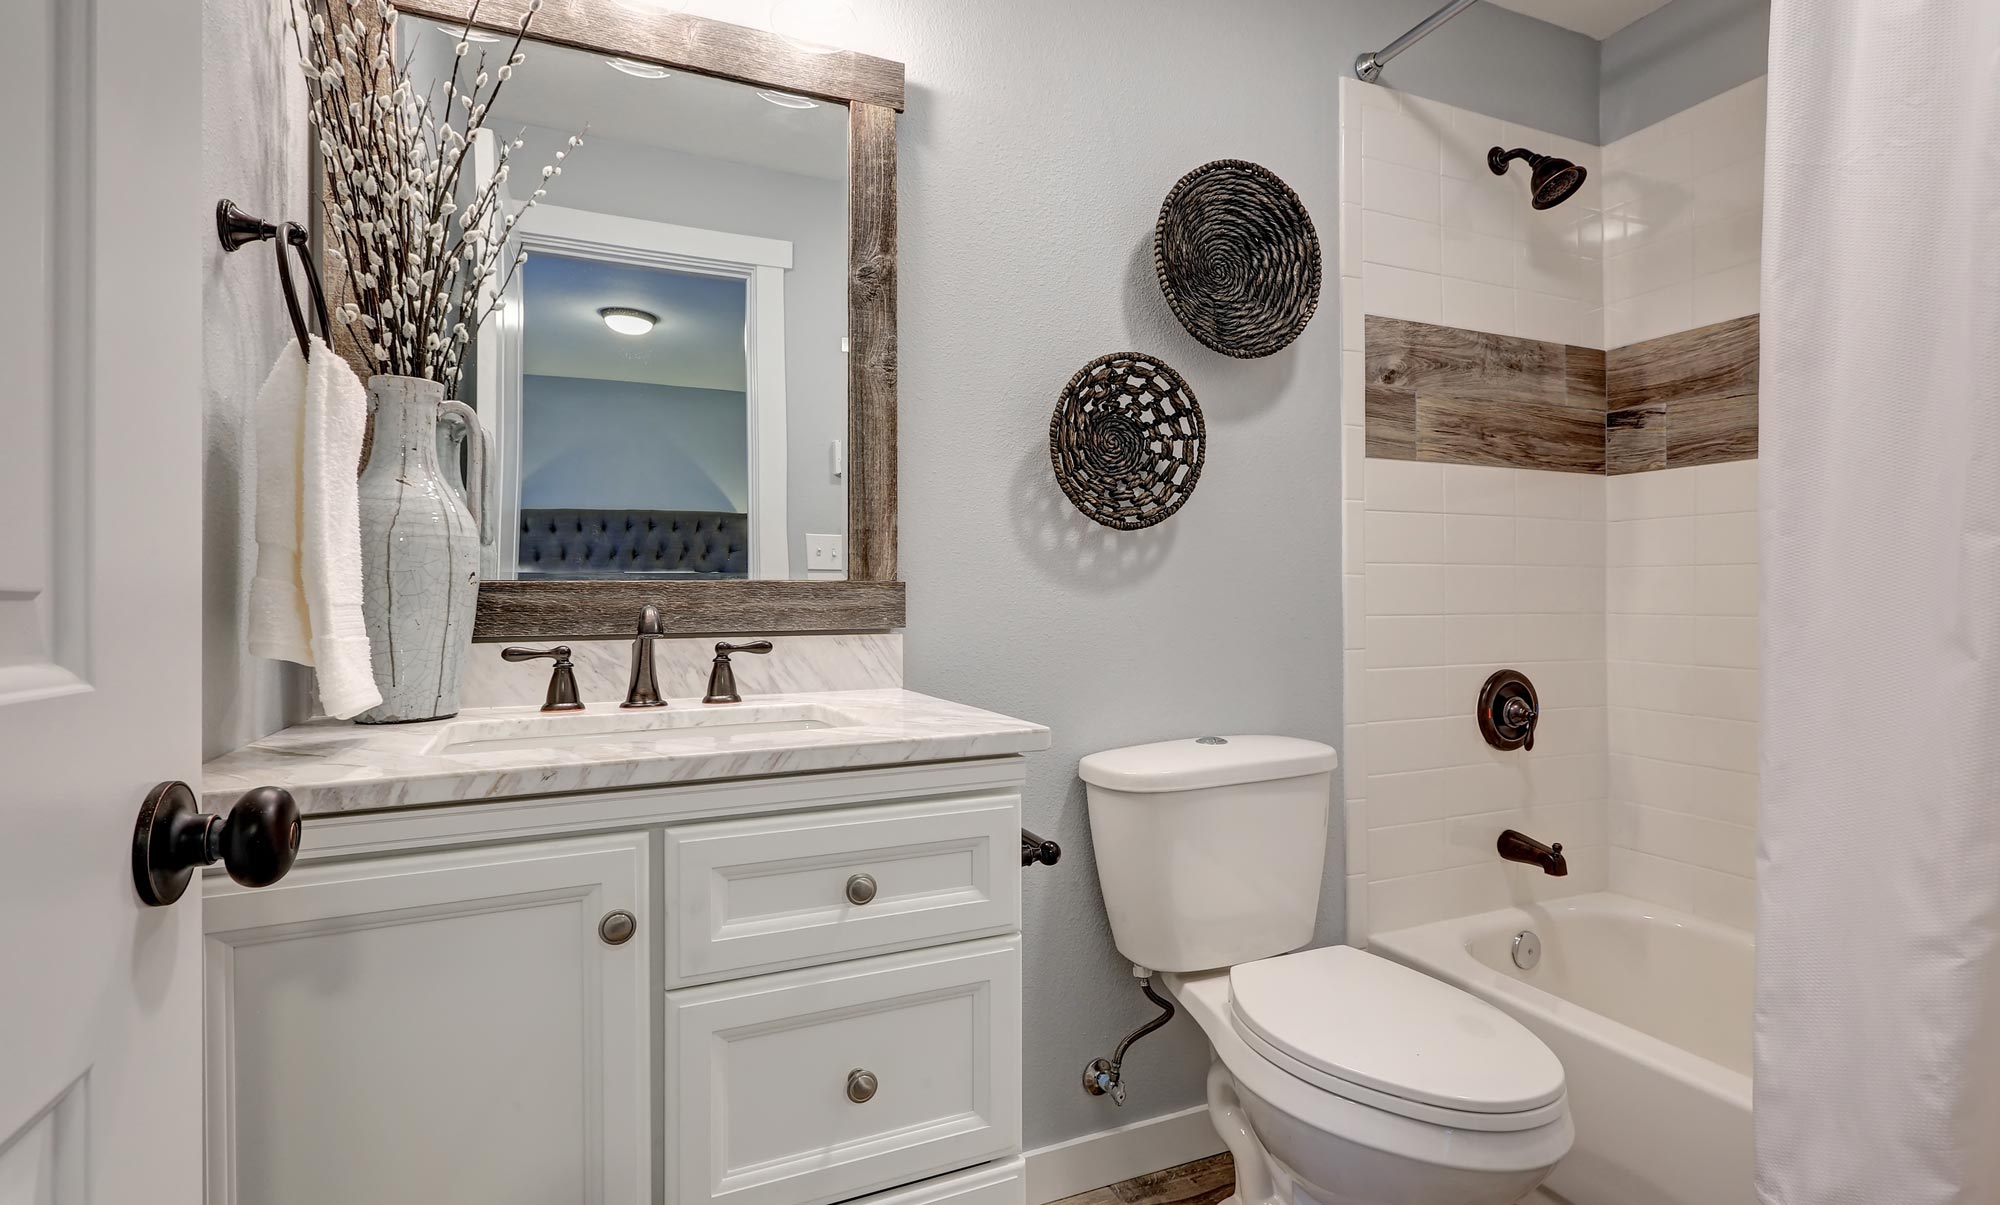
1354, 0, 1481, 81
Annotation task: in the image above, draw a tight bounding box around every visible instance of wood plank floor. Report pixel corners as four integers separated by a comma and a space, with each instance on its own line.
1048, 1154, 1236, 1205
1046, 1153, 1574, 1205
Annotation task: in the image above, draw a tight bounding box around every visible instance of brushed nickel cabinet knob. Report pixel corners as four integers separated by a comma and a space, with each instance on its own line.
846, 1069, 878, 1103
845, 873, 878, 905
598, 909, 637, 946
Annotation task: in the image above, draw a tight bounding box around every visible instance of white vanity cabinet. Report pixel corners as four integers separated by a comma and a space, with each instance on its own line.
201, 756, 1032, 1205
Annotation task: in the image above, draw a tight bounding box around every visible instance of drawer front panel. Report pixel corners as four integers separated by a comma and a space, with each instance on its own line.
665, 938, 1022, 1205
664, 795, 1020, 984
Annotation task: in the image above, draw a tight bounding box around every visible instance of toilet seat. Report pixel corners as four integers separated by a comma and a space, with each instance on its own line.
1227, 946, 1567, 1133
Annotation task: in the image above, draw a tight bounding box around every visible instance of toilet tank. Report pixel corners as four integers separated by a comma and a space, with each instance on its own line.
1080, 735, 1337, 973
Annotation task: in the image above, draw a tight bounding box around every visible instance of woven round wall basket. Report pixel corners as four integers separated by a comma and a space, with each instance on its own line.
1154, 159, 1322, 359
1049, 352, 1206, 531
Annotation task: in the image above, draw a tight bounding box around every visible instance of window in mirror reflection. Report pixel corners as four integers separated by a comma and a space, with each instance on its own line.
403, 17, 851, 582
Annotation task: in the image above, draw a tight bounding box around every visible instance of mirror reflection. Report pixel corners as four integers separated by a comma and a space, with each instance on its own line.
403, 18, 851, 581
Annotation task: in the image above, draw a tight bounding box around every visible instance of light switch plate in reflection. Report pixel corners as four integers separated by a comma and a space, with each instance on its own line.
807, 534, 845, 571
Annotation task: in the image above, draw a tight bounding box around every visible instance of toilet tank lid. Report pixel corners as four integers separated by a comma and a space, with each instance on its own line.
1078, 736, 1336, 793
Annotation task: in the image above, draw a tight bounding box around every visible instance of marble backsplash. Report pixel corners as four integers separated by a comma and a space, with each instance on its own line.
457, 633, 903, 709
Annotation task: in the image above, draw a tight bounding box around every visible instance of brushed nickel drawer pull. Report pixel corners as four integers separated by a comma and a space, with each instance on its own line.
846, 1069, 878, 1103
845, 873, 878, 905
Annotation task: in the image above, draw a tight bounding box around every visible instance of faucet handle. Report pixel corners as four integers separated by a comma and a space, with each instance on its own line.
703, 641, 773, 705
502, 646, 584, 712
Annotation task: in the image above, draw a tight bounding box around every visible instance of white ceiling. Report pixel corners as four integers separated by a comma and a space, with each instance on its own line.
401, 18, 850, 181
1482, 0, 1675, 39
522, 254, 748, 393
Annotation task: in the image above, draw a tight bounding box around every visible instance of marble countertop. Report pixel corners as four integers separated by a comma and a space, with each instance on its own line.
202, 689, 1051, 816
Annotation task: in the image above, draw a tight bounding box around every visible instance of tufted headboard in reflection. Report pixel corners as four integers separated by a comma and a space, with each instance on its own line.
517, 509, 749, 579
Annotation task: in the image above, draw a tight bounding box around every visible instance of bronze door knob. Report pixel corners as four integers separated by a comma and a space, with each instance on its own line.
133, 781, 301, 906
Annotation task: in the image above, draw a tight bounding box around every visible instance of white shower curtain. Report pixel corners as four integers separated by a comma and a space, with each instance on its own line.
1758, 3, 2000, 1202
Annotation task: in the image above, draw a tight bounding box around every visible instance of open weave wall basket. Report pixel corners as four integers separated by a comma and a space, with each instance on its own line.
1049, 352, 1206, 531
1154, 159, 1322, 359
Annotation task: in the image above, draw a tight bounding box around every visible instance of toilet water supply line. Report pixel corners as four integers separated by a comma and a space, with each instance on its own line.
1082, 965, 1177, 1105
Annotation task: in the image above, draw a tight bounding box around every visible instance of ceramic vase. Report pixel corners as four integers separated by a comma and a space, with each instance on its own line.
355, 374, 487, 723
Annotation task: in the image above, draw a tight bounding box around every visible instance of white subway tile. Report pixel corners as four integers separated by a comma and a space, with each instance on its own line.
1342, 350, 1366, 425
1368, 564, 1445, 616
1695, 616, 1758, 669
1689, 766, 1759, 828
1344, 798, 1368, 873
1608, 565, 1697, 615
1691, 263, 1761, 327
1684, 665, 1757, 723
1363, 157, 1442, 224
1609, 752, 1693, 811
1693, 156, 1765, 226
1441, 174, 1517, 239
1367, 768, 1447, 825
1344, 500, 1365, 573
1440, 107, 1506, 181
1363, 262, 1443, 324
1340, 202, 1364, 273
1696, 512, 1758, 563
1607, 467, 1698, 520
1344, 648, 1365, 716
1442, 227, 1516, 287
1341, 275, 1363, 351
1370, 820, 1449, 879
1696, 564, 1758, 616
1442, 464, 1514, 516
1369, 718, 1453, 775
1441, 277, 1514, 337
1442, 613, 1516, 664
1514, 290, 1598, 347
1515, 470, 1583, 519
1689, 866, 1754, 932
1344, 427, 1365, 500
1367, 667, 1448, 721
1345, 873, 1370, 946
1607, 613, 1696, 663
1446, 513, 1514, 563
1363, 210, 1442, 274
1364, 104, 1443, 174
1694, 212, 1762, 277
1443, 564, 1517, 615
1516, 566, 1604, 614
1365, 458, 1445, 512
1607, 280, 1694, 347
1517, 517, 1602, 567
1366, 615, 1444, 668
1344, 723, 1369, 800
1694, 459, 1758, 513
1342, 124, 1365, 205
1367, 510, 1446, 563
1609, 846, 1698, 912
1516, 243, 1600, 304
1344, 576, 1366, 650
1519, 611, 1604, 661
1607, 515, 1697, 566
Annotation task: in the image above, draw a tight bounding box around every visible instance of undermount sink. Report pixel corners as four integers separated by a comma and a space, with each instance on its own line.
427, 702, 869, 755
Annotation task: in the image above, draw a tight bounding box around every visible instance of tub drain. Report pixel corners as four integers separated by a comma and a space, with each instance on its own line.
1511, 930, 1542, 970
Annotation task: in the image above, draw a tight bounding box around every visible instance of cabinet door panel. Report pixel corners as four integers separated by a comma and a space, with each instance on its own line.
204, 834, 650, 1205
666, 938, 1022, 1205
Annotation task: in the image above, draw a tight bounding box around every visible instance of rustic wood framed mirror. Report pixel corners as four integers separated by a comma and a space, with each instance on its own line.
340, 0, 903, 640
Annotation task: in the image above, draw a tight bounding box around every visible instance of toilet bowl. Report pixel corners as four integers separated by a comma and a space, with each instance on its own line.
1081, 736, 1572, 1205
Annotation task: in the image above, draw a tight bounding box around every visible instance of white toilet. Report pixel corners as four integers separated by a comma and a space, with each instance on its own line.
1081, 736, 1573, 1205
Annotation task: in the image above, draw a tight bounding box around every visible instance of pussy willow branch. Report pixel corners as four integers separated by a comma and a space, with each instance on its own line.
289, 0, 578, 390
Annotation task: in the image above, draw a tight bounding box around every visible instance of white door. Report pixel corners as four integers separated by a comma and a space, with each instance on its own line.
0, 0, 207, 1200
201, 835, 653, 1205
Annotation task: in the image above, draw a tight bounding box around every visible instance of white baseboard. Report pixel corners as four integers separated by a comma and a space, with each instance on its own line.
1023, 1105, 1227, 1205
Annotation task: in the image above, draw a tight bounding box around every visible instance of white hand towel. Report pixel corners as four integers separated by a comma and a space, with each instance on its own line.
248, 335, 382, 718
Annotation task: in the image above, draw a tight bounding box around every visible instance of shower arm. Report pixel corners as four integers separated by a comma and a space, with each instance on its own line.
1355, 0, 1481, 82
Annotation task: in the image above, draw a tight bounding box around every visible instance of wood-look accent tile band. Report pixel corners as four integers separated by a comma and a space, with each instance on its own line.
1605, 315, 1759, 475
1364, 315, 1605, 474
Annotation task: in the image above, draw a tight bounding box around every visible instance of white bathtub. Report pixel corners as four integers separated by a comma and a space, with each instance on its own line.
1371, 893, 1752, 1205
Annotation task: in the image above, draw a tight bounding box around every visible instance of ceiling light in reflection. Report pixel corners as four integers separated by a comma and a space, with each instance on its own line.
607, 57, 673, 79
599, 307, 659, 336
757, 90, 819, 109
770, 0, 856, 54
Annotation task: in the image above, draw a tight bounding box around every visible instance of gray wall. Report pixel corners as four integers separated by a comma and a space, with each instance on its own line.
204, 0, 1601, 1155
520, 375, 750, 513
202, 0, 313, 757
1601, 0, 1771, 142
516, 126, 849, 576
683, 0, 1597, 1151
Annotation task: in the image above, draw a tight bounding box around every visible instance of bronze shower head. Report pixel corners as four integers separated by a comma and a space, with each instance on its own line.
1488, 146, 1588, 210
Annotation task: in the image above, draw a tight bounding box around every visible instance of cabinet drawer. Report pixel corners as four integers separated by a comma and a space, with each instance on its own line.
664, 938, 1022, 1205
663, 795, 1020, 985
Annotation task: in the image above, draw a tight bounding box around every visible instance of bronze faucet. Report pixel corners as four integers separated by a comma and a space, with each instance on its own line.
703, 641, 773, 704
623, 605, 668, 708
501, 646, 583, 712
1497, 829, 1567, 876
